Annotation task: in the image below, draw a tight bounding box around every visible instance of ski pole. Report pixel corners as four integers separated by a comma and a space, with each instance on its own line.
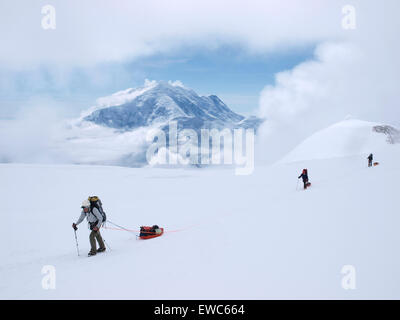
103, 238, 112, 251
296, 179, 299, 191
74, 229, 80, 256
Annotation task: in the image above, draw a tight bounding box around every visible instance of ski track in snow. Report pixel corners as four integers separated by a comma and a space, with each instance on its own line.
1, 147, 400, 299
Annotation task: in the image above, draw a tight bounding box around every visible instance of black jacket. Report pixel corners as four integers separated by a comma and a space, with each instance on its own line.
298, 173, 308, 182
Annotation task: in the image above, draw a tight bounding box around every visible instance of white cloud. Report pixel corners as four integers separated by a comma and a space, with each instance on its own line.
256, 1, 400, 163
0, 0, 346, 68
0, 102, 68, 163
168, 80, 185, 88
0, 106, 152, 165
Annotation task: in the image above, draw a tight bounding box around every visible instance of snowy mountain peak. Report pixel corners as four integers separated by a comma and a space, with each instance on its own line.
83, 80, 258, 131
80, 80, 158, 119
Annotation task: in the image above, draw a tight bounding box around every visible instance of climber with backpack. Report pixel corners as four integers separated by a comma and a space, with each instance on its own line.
367, 153, 373, 167
298, 169, 311, 190
72, 196, 107, 256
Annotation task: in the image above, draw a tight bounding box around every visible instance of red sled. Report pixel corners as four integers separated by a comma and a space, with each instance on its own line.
139, 225, 164, 240
306, 182, 312, 188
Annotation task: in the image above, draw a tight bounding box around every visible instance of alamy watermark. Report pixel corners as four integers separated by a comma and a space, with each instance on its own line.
342, 5, 356, 30
41, 5, 56, 30
146, 121, 255, 175
341, 265, 356, 290
41, 265, 56, 290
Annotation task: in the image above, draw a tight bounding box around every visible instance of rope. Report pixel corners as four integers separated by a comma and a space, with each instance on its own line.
106, 220, 136, 233
104, 220, 196, 235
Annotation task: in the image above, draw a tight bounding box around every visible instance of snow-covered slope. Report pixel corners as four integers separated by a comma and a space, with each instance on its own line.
282, 119, 399, 163
1, 145, 400, 299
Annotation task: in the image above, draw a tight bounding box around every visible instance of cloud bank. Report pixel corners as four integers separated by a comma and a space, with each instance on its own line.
0, 0, 345, 68
256, 1, 400, 163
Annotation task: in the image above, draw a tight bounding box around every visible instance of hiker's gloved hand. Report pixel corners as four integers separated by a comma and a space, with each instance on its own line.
72, 223, 77, 230
93, 226, 99, 232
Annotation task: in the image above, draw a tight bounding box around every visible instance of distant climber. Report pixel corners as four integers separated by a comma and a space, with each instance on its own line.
367, 153, 373, 167
72, 199, 106, 256
298, 169, 311, 190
